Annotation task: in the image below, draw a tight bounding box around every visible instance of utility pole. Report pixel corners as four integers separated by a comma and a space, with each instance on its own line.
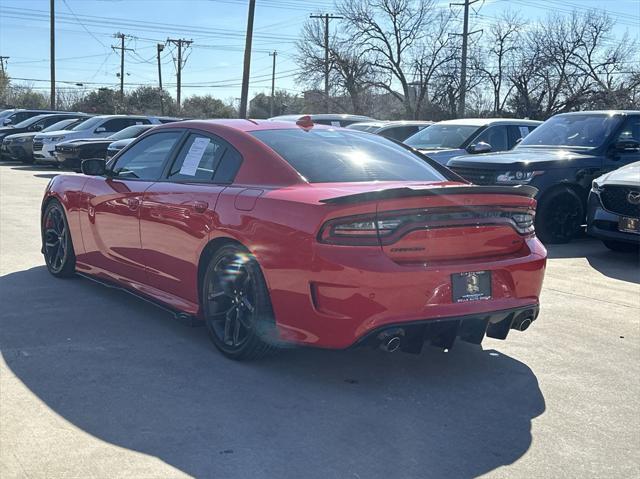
269, 50, 277, 117
310, 13, 343, 113
239, 0, 256, 119
0, 56, 9, 76
50, 0, 55, 109
157, 43, 165, 115
450, 0, 481, 118
112, 32, 133, 103
167, 38, 193, 112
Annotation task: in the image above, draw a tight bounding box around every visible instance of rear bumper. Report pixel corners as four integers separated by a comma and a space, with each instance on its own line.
587, 193, 640, 245
267, 237, 547, 349
353, 304, 540, 352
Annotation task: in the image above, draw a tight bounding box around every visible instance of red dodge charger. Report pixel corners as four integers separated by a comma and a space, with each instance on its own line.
41, 118, 547, 359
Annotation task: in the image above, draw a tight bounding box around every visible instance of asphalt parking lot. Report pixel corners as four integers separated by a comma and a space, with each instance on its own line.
0, 162, 638, 479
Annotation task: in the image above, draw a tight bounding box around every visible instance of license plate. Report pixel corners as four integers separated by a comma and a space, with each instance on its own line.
619, 216, 640, 234
452, 271, 492, 303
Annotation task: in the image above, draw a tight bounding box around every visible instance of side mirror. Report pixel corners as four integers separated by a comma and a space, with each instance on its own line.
467, 141, 492, 154
95, 127, 107, 133
3, 118, 13, 126
614, 139, 640, 152
81, 158, 107, 176
31, 124, 44, 131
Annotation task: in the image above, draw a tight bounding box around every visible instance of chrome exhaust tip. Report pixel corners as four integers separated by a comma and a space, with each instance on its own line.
514, 317, 533, 331
381, 336, 402, 353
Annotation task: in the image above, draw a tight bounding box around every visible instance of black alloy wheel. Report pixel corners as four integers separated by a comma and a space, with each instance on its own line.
42, 200, 76, 277
537, 188, 584, 244
203, 244, 277, 360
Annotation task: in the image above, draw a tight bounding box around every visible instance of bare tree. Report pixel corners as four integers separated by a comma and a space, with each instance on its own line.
296, 20, 374, 114
477, 11, 524, 115
338, 0, 437, 119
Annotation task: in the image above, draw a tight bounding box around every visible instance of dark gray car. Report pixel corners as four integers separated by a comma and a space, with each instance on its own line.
404, 118, 542, 165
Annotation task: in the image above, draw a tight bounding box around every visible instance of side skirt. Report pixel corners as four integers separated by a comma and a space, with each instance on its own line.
76, 272, 203, 327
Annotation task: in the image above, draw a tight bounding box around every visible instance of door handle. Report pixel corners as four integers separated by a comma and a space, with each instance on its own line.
126, 198, 140, 211
191, 200, 208, 213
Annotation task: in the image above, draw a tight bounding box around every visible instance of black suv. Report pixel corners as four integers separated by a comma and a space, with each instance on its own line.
448, 111, 640, 243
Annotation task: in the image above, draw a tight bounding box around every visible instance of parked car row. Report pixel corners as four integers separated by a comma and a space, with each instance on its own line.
446, 111, 640, 246
0, 109, 181, 168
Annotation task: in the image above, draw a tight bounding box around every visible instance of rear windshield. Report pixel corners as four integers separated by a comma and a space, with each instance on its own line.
251, 128, 447, 183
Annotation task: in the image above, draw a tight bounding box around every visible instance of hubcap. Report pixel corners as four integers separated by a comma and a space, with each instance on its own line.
44, 207, 67, 272
205, 253, 256, 349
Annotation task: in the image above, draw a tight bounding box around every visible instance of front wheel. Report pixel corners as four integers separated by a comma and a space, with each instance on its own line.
536, 187, 584, 244
42, 200, 76, 277
202, 244, 278, 360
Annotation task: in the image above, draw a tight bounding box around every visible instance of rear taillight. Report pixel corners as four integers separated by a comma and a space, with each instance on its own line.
318, 207, 535, 245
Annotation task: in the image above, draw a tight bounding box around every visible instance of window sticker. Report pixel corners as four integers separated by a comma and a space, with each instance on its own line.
179, 137, 211, 176
518, 126, 529, 139
331, 121, 341, 127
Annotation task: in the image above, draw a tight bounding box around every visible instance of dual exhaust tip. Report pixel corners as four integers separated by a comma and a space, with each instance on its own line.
377, 329, 404, 353
377, 315, 534, 353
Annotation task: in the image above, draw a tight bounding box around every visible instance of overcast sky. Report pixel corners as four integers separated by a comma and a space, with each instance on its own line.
1, 0, 638, 105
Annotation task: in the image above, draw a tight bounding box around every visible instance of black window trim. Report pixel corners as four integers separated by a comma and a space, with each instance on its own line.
107, 128, 189, 182
158, 127, 244, 185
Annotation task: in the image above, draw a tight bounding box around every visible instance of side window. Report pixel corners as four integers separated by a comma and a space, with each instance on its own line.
42, 116, 65, 128
213, 148, 243, 183
616, 116, 640, 142
13, 112, 31, 123
168, 133, 227, 181
102, 118, 144, 133
111, 131, 182, 180
473, 126, 509, 151
508, 125, 532, 146
380, 126, 419, 141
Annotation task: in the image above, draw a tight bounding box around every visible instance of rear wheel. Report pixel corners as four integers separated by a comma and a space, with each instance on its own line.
603, 240, 639, 253
536, 187, 584, 244
202, 244, 278, 360
42, 200, 76, 277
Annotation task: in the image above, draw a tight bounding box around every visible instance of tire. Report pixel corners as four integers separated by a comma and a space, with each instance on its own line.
536, 187, 584, 244
202, 244, 278, 360
21, 154, 35, 164
603, 240, 639, 253
42, 200, 76, 277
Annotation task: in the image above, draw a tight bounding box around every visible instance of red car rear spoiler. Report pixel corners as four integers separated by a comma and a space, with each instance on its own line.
320, 185, 538, 205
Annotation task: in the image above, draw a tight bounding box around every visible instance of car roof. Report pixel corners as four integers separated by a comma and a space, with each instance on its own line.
556, 110, 640, 116
171, 118, 337, 132
436, 118, 542, 126
378, 120, 434, 128
268, 113, 375, 121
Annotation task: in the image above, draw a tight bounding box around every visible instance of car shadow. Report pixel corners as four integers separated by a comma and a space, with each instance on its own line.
1, 266, 545, 479
546, 237, 639, 284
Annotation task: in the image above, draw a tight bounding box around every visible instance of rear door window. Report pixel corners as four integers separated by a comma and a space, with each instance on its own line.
167, 133, 227, 181
251, 128, 447, 183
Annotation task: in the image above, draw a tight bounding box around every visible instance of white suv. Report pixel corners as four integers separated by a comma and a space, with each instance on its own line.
33, 115, 160, 163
